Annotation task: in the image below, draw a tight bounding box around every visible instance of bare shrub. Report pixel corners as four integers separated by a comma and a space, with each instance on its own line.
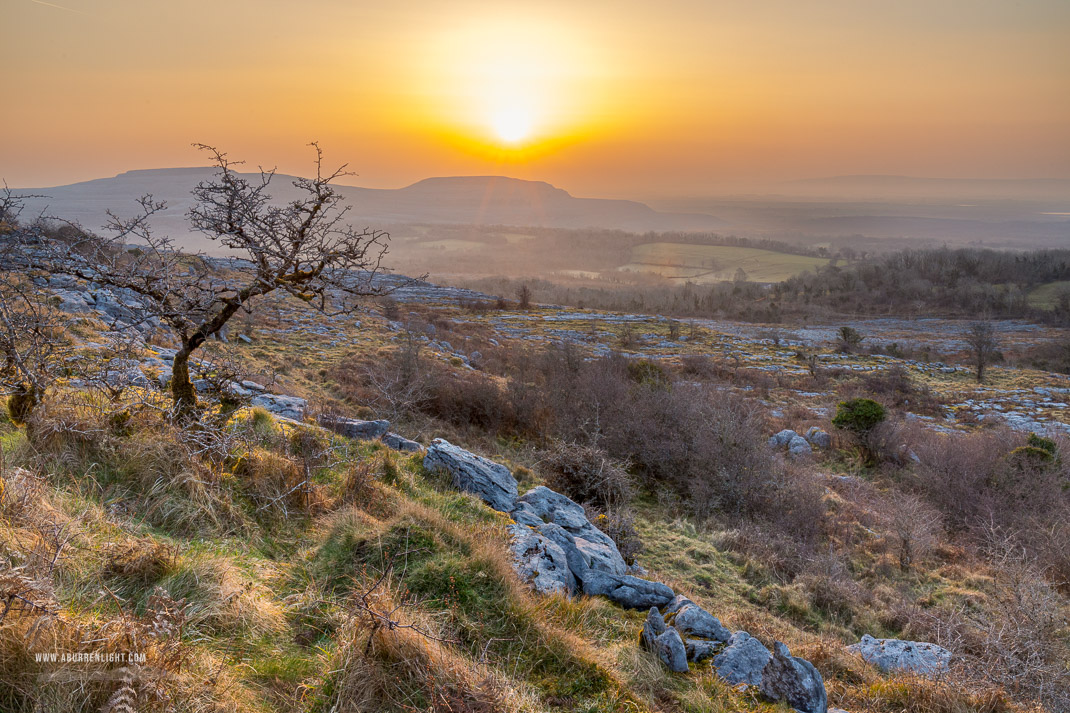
885, 492, 942, 571
542, 442, 633, 510
356, 331, 431, 421
838, 364, 943, 415
910, 428, 1068, 547
584, 505, 644, 565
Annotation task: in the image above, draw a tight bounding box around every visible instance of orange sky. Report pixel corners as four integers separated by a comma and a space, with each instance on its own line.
3, 0, 1069, 196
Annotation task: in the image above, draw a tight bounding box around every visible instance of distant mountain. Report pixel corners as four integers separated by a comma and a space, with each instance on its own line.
12, 169, 727, 253
781, 174, 1070, 199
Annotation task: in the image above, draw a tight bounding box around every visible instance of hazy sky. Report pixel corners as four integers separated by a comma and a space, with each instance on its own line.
3, 0, 1069, 196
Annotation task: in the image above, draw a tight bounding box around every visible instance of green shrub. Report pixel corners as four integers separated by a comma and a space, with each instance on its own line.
832, 398, 886, 436
1027, 432, 1057, 457
626, 359, 671, 390
1007, 445, 1055, 468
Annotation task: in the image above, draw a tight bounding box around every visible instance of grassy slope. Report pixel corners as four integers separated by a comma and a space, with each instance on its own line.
1026, 280, 1070, 309
1, 294, 1060, 713
0, 392, 1038, 713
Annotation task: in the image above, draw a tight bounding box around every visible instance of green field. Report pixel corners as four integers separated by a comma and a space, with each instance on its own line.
1027, 281, 1070, 309
619, 242, 829, 283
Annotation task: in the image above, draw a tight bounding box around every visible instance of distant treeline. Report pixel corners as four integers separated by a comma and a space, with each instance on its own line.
463, 246, 1070, 324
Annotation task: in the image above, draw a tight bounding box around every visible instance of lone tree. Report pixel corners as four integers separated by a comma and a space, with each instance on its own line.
966, 320, 1000, 383
20, 144, 392, 415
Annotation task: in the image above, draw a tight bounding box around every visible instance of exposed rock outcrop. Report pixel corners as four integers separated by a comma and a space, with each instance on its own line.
381, 432, 423, 452
640, 608, 688, 673
664, 595, 731, 642
759, 642, 828, 713
507, 523, 575, 595
580, 570, 675, 610
805, 426, 832, 449
640, 607, 667, 651
769, 429, 799, 447
250, 393, 307, 421
653, 628, 689, 673
423, 439, 518, 512
318, 415, 391, 441
512, 486, 627, 576
847, 634, 951, 677
712, 631, 771, 686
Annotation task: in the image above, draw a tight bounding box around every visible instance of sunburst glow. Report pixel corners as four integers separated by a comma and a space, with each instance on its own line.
491, 106, 533, 144
414, 16, 616, 152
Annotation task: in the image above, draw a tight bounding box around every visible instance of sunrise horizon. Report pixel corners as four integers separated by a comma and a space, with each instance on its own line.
5, 0, 1069, 198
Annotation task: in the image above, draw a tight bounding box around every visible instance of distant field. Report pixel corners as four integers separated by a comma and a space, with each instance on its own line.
619, 242, 829, 283
416, 239, 485, 251
1028, 280, 1070, 309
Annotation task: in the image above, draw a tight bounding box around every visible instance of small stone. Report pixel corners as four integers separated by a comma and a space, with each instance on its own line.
381, 432, 422, 452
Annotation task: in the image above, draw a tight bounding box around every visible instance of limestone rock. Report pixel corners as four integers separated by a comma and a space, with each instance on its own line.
507, 524, 575, 595
534, 523, 591, 584
805, 426, 832, 449
712, 631, 772, 687
250, 393, 307, 421
639, 606, 667, 651
847, 634, 951, 678
580, 570, 674, 610
769, 429, 799, 447
510, 501, 544, 527
653, 628, 689, 673
423, 439, 518, 512
684, 639, 722, 662
513, 486, 627, 576
319, 415, 390, 441
381, 432, 423, 452
788, 435, 813, 457
759, 641, 828, 713
667, 599, 731, 643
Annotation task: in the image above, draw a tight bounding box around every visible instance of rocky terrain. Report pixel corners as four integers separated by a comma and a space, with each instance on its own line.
1, 261, 1068, 713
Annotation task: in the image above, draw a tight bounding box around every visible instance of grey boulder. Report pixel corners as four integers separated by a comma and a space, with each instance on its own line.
805, 427, 832, 449
250, 393, 307, 421
513, 486, 627, 576
847, 634, 951, 678
684, 639, 722, 662
381, 432, 423, 452
639, 606, 667, 651
319, 415, 391, 441
759, 641, 828, 713
507, 524, 575, 595
580, 570, 674, 610
712, 631, 772, 687
653, 628, 689, 673
788, 435, 813, 457
665, 596, 730, 642
533, 523, 590, 587
769, 429, 799, 447
423, 439, 518, 512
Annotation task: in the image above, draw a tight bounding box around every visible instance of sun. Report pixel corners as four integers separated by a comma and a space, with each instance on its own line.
492, 106, 533, 144
417, 16, 617, 153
